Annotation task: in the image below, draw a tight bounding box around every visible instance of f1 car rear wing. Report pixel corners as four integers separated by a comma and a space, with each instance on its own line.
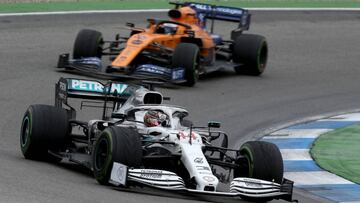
170, 1, 251, 32
55, 78, 139, 119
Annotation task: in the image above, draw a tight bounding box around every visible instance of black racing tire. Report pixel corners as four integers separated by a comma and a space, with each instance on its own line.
20, 105, 69, 161
93, 126, 142, 185
234, 141, 283, 202
73, 29, 103, 59
172, 43, 200, 87
233, 34, 268, 76
234, 141, 283, 183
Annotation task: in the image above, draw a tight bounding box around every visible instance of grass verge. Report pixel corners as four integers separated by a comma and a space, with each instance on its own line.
311, 124, 360, 184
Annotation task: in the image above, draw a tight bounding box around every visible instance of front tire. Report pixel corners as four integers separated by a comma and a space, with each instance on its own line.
233, 34, 268, 76
73, 29, 103, 59
93, 127, 142, 185
234, 141, 283, 202
172, 43, 200, 87
234, 141, 283, 183
20, 105, 69, 161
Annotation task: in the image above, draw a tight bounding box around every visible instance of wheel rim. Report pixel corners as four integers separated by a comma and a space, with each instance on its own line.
95, 138, 110, 171
20, 117, 30, 147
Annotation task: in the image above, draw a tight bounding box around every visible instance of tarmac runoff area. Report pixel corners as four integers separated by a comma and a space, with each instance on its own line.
261, 113, 360, 203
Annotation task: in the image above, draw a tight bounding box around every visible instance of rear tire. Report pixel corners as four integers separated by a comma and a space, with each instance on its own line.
172, 43, 200, 87
73, 29, 103, 59
233, 34, 268, 76
93, 127, 142, 185
20, 105, 69, 161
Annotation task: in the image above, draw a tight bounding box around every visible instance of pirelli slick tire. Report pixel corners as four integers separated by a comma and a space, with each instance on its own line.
73, 29, 103, 59
234, 141, 283, 202
234, 141, 283, 183
233, 34, 268, 76
20, 105, 69, 162
93, 127, 142, 185
172, 43, 200, 87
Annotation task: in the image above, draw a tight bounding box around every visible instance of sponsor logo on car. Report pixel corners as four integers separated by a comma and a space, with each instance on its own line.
116, 164, 126, 183
172, 68, 185, 80
199, 171, 213, 175
74, 57, 102, 67
194, 157, 203, 164
203, 176, 216, 182
216, 7, 243, 16
68, 79, 128, 94
178, 131, 197, 140
136, 64, 172, 75
242, 178, 263, 187
140, 169, 163, 179
196, 166, 210, 171
189, 3, 243, 16
132, 40, 143, 45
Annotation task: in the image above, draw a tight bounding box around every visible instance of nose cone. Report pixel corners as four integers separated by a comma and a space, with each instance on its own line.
196, 175, 219, 191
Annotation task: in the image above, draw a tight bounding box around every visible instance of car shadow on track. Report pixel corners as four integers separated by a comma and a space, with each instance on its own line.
55, 161, 94, 178
112, 186, 249, 203
200, 70, 238, 81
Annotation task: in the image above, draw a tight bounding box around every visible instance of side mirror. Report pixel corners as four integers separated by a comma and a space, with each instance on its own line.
96, 121, 108, 131
208, 121, 221, 128
115, 34, 120, 41
126, 22, 135, 28
111, 113, 126, 119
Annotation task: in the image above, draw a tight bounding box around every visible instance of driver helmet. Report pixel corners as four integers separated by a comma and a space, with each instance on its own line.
144, 110, 168, 127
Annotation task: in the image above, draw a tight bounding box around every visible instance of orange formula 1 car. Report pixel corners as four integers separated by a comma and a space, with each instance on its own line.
57, 1, 268, 86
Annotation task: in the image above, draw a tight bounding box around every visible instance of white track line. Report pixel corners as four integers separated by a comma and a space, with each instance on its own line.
280, 149, 312, 160
340, 202, 360, 203
321, 112, 360, 122
265, 129, 332, 139
1, 7, 360, 17
285, 171, 354, 186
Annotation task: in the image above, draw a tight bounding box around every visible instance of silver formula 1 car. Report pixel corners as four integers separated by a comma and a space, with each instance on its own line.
20, 78, 293, 202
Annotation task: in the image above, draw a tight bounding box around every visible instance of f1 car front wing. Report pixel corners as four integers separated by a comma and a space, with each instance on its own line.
109, 162, 295, 202
56, 54, 186, 84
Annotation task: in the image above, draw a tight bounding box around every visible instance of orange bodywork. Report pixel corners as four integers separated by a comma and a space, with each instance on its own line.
111, 6, 215, 68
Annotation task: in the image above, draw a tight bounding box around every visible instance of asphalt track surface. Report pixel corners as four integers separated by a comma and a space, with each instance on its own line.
0, 11, 359, 203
